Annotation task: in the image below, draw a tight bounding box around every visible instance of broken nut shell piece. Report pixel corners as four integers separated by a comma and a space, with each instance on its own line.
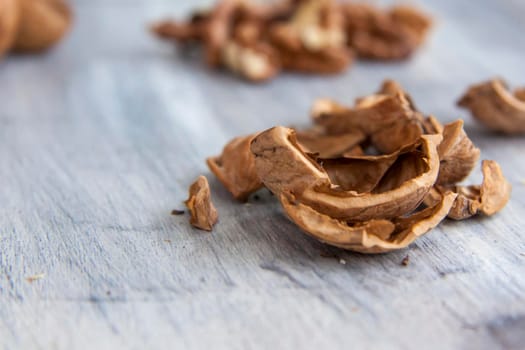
436, 119, 480, 185
221, 40, 280, 81
251, 126, 442, 222
280, 190, 456, 253
13, 0, 72, 52
0, 0, 20, 57
185, 175, 219, 231
458, 79, 525, 134
441, 160, 511, 220
207, 134, 262, 202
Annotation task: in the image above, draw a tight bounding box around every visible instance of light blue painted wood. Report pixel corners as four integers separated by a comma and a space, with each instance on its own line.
1, 1, 524, 349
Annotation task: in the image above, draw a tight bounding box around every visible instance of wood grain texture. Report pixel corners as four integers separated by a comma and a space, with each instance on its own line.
1, 0, 525, 349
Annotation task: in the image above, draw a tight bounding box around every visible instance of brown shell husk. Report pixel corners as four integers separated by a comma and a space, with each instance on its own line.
312, 87, 429, 154
341, 3, 431, 60
12, 0, 72, 52
514, 87, 525, 102
436, 119, 480, 185
251, 126, 442, 222
185, 176, 219, 231
0, 0, 19, 57
268, 0, 352, 74
221, 40, 280, 82
207, 80, 511, 253
295, 127, 365, 158
207, 126, 366, 200
389, 5, 432, 45
445, 160, 511, 220
207, 134, 262, 201
280, 190, 456, 253
458, 79, 525, 134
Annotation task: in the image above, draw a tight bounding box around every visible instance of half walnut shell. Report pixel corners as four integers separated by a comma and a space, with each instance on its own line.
458, 79, 525, 134
251, 126, 442, 222
280, 190, 456, 253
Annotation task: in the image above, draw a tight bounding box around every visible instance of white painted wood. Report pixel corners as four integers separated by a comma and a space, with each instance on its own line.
1, 1, 525, 349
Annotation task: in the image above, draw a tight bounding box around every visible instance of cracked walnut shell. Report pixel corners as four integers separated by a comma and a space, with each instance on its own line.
251, 126, 442, 222
0, 0, 19, 57
185, 176, 219, 231
12, 0, 72, 52
0, 0, 72, 56
280, 190, 456, 253
433, 160, 512, 220
458, 79, 525, 134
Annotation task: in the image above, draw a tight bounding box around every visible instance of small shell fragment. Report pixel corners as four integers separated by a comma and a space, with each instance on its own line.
185, 176, 219, 231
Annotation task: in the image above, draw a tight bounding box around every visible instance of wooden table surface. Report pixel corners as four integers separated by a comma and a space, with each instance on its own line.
1, 0, 525, 349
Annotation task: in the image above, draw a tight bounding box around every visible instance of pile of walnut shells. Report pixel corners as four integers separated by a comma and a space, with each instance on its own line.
185, 80, 512, 254
152, 0, 431, 82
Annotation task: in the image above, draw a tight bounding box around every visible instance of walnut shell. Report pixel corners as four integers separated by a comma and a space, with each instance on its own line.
0, 0, 19, 57
251, 126, 442, 222
295, 128, 365, 158
185, 176, 219, 231
436, 119, 480, 185
207, 134, 262, 201
280, 189, 456, 253
446, 160, 511, 220
458, 79, 525, 134
12, 0, 72, 52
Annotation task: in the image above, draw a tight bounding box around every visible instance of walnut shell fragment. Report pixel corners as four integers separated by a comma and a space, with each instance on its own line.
458, 79, 525, 134
436, 119, 480, 185
12, 0, 72, 52
268, 0, 352, 74
280, 191, 456, 253
207, 134, 262, 201
184, 176, 219, 231
0, 0, 19, 57
221, 40, 280, 82
251, 126, 442, 222
295, 127, 365, 158
207, 126, 365, 200
341, 3, 431, 60
311, 87, 429, 154
389, 5, 432, 46
442, 160, 511, 220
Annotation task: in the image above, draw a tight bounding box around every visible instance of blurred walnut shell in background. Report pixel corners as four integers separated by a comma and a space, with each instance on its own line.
0, 0, 19, 57
13, 0, 72, 52
458, 79, 525, 134
0, 0, 71, 57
